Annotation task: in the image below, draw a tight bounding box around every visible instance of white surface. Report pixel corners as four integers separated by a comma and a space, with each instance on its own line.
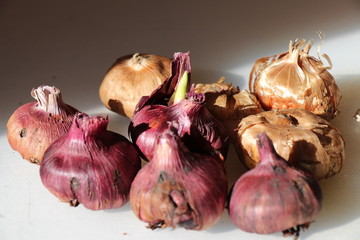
1, 1, 360, 239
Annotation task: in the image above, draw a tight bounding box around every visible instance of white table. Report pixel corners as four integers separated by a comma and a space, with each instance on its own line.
1, 1, 360, 239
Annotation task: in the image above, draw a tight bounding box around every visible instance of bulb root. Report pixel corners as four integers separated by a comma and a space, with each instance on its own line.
282, 222, 312, 240
147, 220, 165, 230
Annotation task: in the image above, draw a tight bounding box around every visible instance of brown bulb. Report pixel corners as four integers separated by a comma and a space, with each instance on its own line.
235, 108, 345, 180
249, 38, 341, 120
99, 53, 172, 118
194, 77, 262, 140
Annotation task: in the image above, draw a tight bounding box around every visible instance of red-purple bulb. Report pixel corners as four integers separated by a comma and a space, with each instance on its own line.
229, 132, 322, 236
129, 91, 229, 161
130, 128, 228, 230
40, 113, 141, 210
7, 85, 78, 164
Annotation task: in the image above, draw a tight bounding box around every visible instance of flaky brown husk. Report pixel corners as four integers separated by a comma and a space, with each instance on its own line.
249, 39, 341, 120
99, 53, 171, 118
194, 78, 262, 139
235, 108, 345, 180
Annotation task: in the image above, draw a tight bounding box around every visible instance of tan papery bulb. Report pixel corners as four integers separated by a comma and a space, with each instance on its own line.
249, 38, 341, 120
99, 53, 171, 118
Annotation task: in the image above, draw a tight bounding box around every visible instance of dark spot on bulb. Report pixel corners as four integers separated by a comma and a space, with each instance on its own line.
158, 171, 168, 183
108, 99, 125, 114
273, 165, 286, 174
279, 113, 299, 126
158, 60, 167, 75
289, 140, 318, 175
87, 190, 93, 198
313, 131, 332, 145
87, 181, 93, 198
70, 177, 80, 190
69, 178, 80, 207
114, 170, 120, 183
183, 166, 190, 173
20, 128, 26, 138
288, 115, 299, 126
292, 180, 304, 196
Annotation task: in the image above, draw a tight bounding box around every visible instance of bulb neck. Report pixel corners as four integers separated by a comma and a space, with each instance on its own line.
257, 132, 283, 166
67, 113, 109, 143
289, 47, 300, 64
129, 53, 148, 71
152, 133, 186, 169
31, 86, 68, 118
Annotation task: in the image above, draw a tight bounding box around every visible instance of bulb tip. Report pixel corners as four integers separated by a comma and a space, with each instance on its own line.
256, 132, 278, 163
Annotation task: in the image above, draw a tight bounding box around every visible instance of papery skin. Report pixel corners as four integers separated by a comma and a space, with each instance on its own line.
40, 113, 141, 210
235, 108, 345, 180
249, 39, 341, 120
194, 78, 262, 140
135, 52, 191, 112
130, 51, 228, 161
229, 132, 322, 234
99, 53, 172, 118
129, 92, 229, 161
130, 131, 228, 230
7, 86, 78, 164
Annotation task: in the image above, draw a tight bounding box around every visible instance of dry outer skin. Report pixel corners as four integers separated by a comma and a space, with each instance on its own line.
7, 86, 78, 164
130, 132, 228, 230
229, 133, 322, 235
194, 78, 262, 139
99, 53, 171, 118
249, 39, 341, 121
235, 108, 345, 180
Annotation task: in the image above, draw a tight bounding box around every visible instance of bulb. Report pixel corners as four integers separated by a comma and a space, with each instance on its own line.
229, 132, 322, 237
194, 77, 262, 140
130, 127, 228, 230
249, 38, 341, 120
40, 113, 141, 210
99, 53, 172, 118
129, 52, 229, 161
7, 85, 78, 164
130, 90, 229, 161
235, 108, 345, 180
